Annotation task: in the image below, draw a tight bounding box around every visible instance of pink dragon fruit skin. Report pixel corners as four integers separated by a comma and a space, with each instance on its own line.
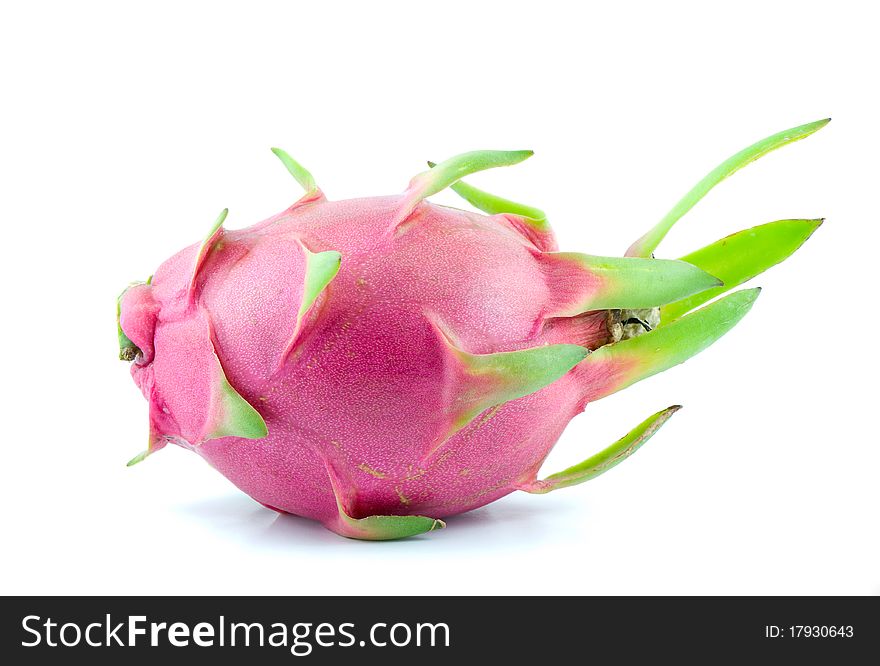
118, 120, 827, 539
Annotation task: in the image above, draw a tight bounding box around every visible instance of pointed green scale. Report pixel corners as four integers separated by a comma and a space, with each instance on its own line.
338, 509, 446, 541
126, 449, 150, 467
126, 422, 165, 467
299, 249, 341, 323
660, 219, 823, 324
271, 147, 318, 193
188, 208, 228, 300
326, 472, 444, 540
541, 252, 722, 316
396, 150, 533, 224
427, 160, 557, 250
116, 283, 143, 361
626, 118, 830, 258
522, 406, 681, 493
412, 149, 533, 200
584, 288, 761, 401
426, 160, 548, 226
202, 348, 268, 441
206, 367, 269, 440
280, 246, 342, 363
440, 327, 589, 437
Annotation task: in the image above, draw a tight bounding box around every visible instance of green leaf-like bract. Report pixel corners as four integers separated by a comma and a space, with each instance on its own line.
339, 512, 445, 540
583, 288, 761, 401
660, 219, 822, 324
447, 340, 589, 433
271, 147, 318, 193
626, 118, 829, 258
206, 365, 269, 441
523, 405, 681, 493
541, 252, 722, 315
427, 160, 548, 226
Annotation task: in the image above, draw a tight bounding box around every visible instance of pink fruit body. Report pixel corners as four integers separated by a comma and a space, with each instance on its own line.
118, 126, 826, 539
122, 195, 610, 529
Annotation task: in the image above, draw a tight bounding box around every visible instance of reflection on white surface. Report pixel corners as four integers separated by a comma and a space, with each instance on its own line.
173, 491, 581, 552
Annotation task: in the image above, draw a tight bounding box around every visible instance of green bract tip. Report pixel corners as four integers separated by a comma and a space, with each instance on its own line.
279, 245, 342, 365
661, 219, 823, 324
583, 288, 761, 402
271, 147, 318, 193
188, 208, 228, 301
522, 405, 681, 493
540, 252, 723, 316
626, 118, 829, 258
126, 450, 150, 467
427, 160, 548, 224
117, 282, 143, 361
441, 330, 588, 440
395, 149, 533, 226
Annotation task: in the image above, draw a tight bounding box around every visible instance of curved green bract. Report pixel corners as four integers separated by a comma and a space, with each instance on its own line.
208, 208, 227, 232
188, 208, 228, 299
339, 511, 445, 541
524, 405, 681, 493
126, 450, 150, 467
126, 422, 165, 467
328, 475, 444, 540
407, 149, 532, 201
117, 282, 144, 361
450, 341, 589, 433
205, 352, 268, 441
299, 249, 341, 324
271, 147, 318, 193
585, 288, 761, 399
426, 160, 548, 227
660, 219, 822, 324
279, 247, 341, 364
543, 253, 722, 316
424, 325, 589, 460
626, 118, 830, 258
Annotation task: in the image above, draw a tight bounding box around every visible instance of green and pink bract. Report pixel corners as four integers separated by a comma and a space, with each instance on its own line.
117, 119, 827, 539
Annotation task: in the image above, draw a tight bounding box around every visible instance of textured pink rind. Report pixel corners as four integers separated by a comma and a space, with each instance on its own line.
119, 196, 621, 526
498, 213, 558, 252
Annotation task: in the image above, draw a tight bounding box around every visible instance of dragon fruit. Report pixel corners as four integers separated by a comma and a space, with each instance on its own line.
117, 119, 827, 539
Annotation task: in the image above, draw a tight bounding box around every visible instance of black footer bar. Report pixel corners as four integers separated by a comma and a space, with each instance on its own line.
2, 596, 877, 662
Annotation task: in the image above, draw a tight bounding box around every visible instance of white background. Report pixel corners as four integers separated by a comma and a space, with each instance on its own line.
1, 1, 877, 595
